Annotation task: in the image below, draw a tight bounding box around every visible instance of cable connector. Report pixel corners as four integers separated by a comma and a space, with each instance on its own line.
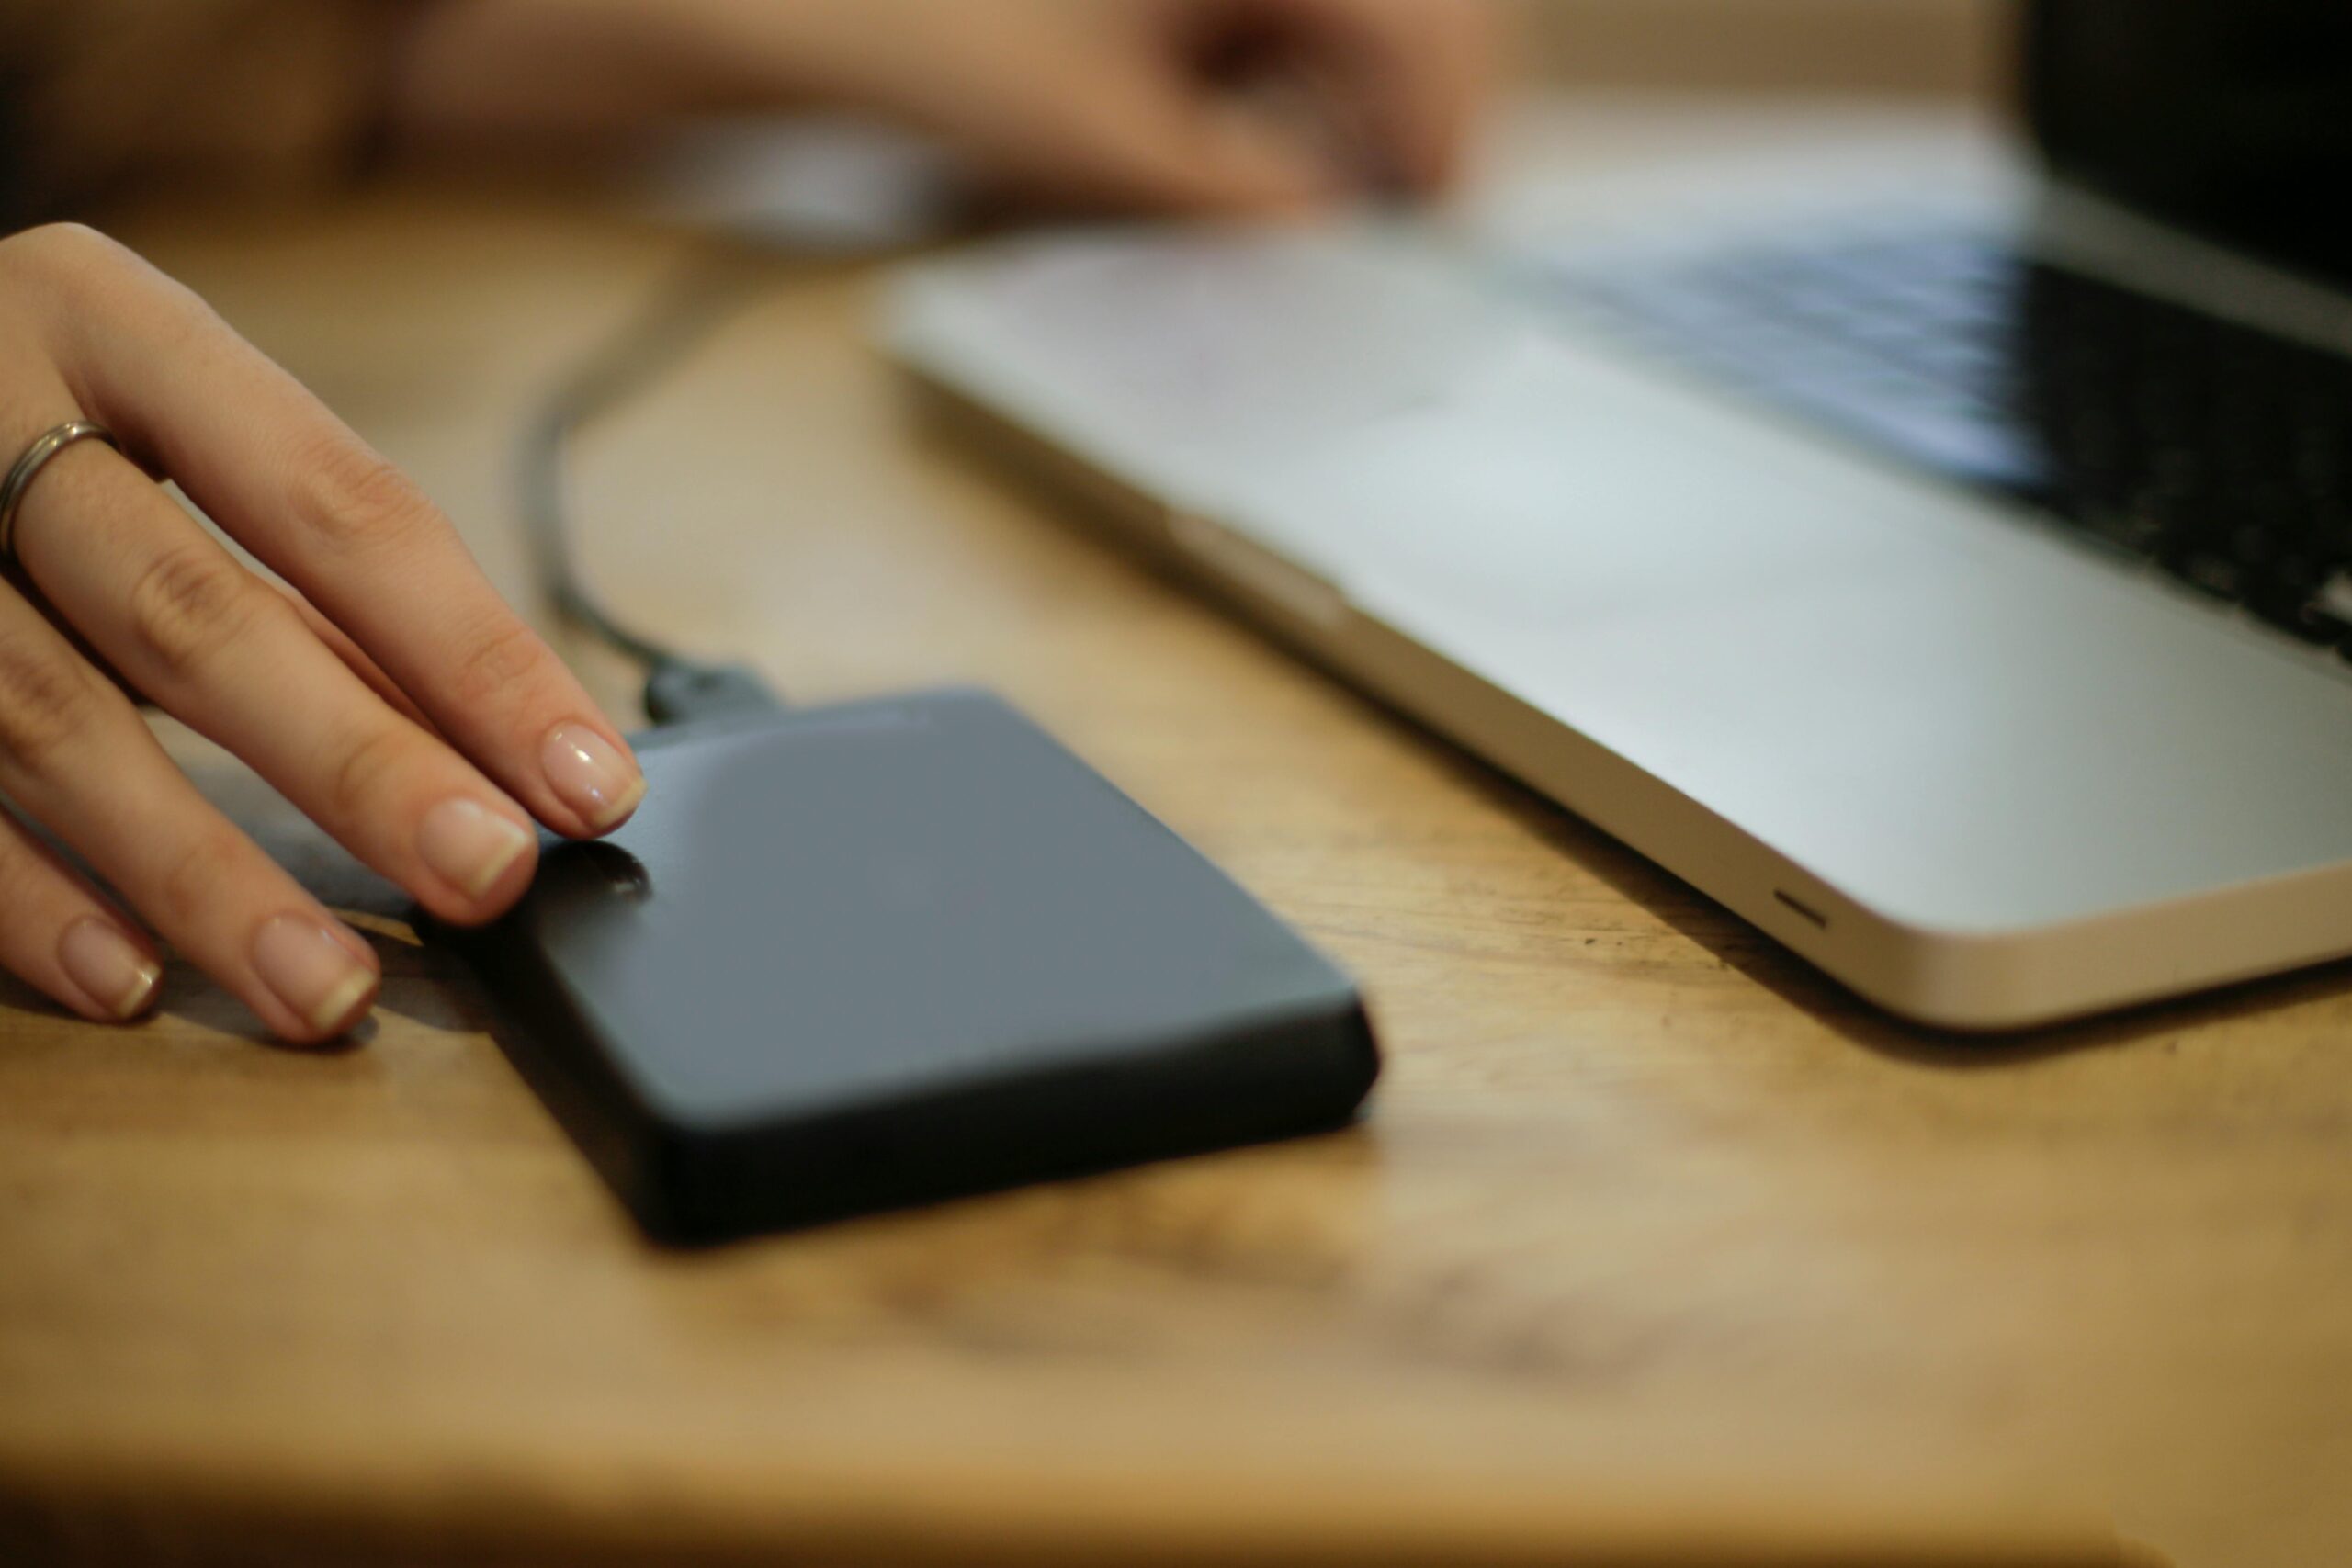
642, 660, 787, 727
518, 246, 789, 727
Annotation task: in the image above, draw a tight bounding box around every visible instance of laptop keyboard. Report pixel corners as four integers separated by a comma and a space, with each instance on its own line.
1543, 233, 2352, 650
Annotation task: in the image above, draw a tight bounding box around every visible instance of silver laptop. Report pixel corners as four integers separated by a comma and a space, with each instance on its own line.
884, 3, 2352, 1031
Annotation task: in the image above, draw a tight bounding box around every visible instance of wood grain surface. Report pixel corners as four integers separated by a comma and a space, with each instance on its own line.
1, 88, 2346, 1568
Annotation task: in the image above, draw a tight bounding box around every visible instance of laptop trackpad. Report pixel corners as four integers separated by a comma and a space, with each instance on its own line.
1233, 337, 1925, 626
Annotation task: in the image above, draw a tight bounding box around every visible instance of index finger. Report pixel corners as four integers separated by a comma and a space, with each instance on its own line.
27, 226, 644, 840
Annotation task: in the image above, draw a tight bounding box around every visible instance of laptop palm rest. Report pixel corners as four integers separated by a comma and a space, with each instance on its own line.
1228, 337, 2352, 935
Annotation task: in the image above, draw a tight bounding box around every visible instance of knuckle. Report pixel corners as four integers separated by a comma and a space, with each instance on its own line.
0, 223, 148, 327
0, 631, 100, 774
322, 719, 416, 823
153, 829, 245, 931
447, 613, 550, 712
126, 545, 276, 683
0, 221, 125, 283
288, 437, 443, 558
0, 224, 219, 373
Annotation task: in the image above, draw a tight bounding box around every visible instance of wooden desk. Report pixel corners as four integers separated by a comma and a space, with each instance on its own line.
3, 109, 2348, 1568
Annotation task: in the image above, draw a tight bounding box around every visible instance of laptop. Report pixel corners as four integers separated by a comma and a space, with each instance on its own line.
883, 1, 2352, 1031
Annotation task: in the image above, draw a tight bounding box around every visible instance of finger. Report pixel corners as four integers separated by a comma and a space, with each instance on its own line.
911, 24, 1335, 217
0, 801, 164, 1024
1072, 66, 1338, 214
0, 581, 379, 1044
1258, 0, 1493, 194
17, 226, 643, 841
8, 441, 541, 927
275, 581, 440, 737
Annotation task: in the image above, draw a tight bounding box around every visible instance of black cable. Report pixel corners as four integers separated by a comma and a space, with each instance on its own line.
518, 244, 787, 725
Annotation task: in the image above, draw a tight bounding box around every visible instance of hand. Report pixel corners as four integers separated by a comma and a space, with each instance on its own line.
0, 224, 646, 1044
392, 0, 1496, 214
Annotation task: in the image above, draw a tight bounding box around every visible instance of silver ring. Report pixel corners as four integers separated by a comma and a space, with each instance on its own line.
0, 421, 123, 567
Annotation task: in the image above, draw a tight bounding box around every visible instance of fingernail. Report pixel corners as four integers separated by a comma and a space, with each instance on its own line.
541, 723, 645, 832
253, 915, 377, 1036
417, 798, 534, 899
59, 919, 162, 1021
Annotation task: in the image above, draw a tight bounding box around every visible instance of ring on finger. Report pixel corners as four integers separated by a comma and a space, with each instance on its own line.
0, 421, 123, 568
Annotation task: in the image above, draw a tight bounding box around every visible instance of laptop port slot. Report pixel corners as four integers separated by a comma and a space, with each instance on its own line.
1774, 889, 1829, 930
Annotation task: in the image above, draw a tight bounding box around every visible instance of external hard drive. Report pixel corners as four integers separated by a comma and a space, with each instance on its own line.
433, 689, 1379, 1244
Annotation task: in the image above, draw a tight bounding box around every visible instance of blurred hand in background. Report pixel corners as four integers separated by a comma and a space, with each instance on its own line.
397, 0, 1495, 210
2, 0, 1496, 222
